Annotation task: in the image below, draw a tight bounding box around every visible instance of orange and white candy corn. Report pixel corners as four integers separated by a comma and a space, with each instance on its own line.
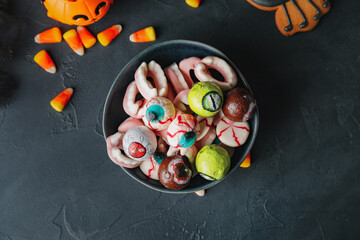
63, 29, 84, 56
34, 50, 56, 74
50, 88, 73, 112
240, 153, 251, 168
129, 26, 156, 43
76, 26, 96, 48
97, 24, 122, 46
35, 27, 62, 44
186, 0, 202, 8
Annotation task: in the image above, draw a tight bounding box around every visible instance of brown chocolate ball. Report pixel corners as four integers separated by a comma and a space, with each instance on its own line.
222, 88, 256, 122
158, 155, 192, 190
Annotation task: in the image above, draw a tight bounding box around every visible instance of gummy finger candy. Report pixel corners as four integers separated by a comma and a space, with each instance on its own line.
34, 27, 62, 43
76, 26, 96, 48
216, 116, 250, 147
135, 61, 168, 100
142, 97, 176, 131
34, 50, 56, 74
186, 0, 202, 8
97, 24, 122, 46
195, 56, 237, 91
50, 88, 73, 112
63, 29, 84, 56
129, 26, 156, 43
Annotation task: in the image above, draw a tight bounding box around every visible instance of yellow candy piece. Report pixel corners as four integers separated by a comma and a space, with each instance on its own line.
63, 29, 84, 56
129, 26, 156, 43
50, 88, 74, 112
186, 0, 202, 8
240, 153, 251, 168
97, 24, 122, 47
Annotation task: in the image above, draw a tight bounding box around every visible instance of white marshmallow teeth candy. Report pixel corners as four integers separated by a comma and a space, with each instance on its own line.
135, 61, 168, 100
195, 56, 238, 91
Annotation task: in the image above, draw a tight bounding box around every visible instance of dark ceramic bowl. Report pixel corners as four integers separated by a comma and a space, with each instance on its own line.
103, 40, 259, 194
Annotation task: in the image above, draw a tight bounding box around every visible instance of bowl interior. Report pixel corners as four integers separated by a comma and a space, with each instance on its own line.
103, 40, 259, 193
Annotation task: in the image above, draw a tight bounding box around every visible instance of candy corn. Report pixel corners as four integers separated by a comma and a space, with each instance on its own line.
63, 29, 84, 56
97, 24, 122, 47
50, 88, 73, 112
35, 27, 62, 44
129, 26, 156, 43
186, 0, 202, 8
240, 153, 251, 168
34, 50, 56, 74
76, 26, 96, 48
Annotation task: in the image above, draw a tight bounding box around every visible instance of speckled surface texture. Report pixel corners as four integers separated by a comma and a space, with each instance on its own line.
1, 0, 360, 239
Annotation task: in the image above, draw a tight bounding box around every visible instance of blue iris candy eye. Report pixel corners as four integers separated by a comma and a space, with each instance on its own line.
179, 131, 197, 148
146, 105, 165, 123
153, 151, 167, 164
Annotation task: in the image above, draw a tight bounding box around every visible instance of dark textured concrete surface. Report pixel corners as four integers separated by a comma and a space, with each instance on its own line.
1, 0, 360, 239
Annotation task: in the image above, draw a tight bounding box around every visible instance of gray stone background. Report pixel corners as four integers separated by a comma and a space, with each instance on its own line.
1, 0, 359, 239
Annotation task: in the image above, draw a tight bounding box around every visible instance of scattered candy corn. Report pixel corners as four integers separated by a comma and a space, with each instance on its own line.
63, 29, 84, 56
129, 26, 156, 43
34, 27, 62, 44
50, 88, 73, 112
240, 153, 251, 168
186, 0, 202, 8
34, 50, 56, 74
76, 26, 96, 48
97, 24, 122, 47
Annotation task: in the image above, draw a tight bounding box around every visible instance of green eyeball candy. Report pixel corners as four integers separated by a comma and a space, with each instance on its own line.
195, 144, 231, 181
188, 82, 223, 117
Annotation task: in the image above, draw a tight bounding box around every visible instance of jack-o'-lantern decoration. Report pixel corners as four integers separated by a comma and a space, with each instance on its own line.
41, 0, 114, 26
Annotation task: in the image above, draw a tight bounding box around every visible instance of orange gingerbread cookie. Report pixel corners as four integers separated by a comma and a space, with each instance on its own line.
247, 0, 331, 36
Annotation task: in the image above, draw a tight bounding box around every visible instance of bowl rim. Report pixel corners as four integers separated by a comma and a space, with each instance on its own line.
102, 39, 259, 194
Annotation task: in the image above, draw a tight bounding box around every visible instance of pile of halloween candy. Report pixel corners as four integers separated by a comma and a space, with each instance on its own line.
106, 56, 256, 191
33, 25, 156, 112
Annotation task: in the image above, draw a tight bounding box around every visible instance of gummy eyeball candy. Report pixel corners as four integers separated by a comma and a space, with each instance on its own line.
142, 97, 176, 131
222, 88, 256, 122
188, 82, 223, 117
140, 151, 167, 180
216, 117, 250, 147
195, 144, 231, 181
167, 114, 200, 148
122, 126, 157, 161
158, 155, 192, 190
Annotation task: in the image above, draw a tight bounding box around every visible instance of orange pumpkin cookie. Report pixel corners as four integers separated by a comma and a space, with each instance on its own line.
247, 0, 331, 36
